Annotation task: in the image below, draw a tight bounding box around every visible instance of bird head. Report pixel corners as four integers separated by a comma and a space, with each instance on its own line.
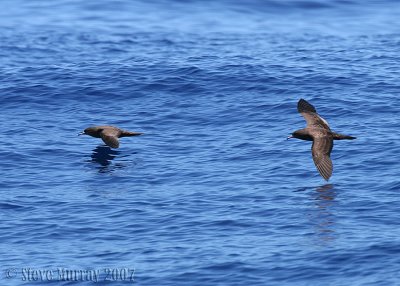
78, 127, 100, 136
288, 129, 313, 141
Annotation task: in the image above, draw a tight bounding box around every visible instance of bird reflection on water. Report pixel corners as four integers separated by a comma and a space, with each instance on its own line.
89, 146, 123, 173
310, 184, 337, 244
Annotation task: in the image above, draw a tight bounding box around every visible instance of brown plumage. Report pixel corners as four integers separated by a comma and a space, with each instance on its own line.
79, 125, 143, 148
288, 99, 356, 181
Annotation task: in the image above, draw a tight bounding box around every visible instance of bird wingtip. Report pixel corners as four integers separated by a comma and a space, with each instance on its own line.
297, 98, 316, 113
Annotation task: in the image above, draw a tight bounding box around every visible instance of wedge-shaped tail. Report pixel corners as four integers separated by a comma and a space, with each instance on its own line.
332, 133, 356, 140
121, 130, 143, 137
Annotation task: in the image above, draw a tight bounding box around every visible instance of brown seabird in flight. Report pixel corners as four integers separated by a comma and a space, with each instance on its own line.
288, 99, 356, 181
79, 126, 143, 148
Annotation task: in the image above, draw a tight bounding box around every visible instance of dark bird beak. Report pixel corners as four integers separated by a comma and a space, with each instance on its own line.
286, 135, 293, 140
78, 132, 85, 136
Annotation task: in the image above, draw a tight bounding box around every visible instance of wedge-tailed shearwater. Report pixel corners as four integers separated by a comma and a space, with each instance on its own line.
288, 99, 356, 181
79, 126, 143, 148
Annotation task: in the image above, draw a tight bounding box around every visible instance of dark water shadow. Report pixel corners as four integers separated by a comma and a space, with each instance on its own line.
91, 146, 119, 165
88, 145, 122, 173
310, 184, 337, 244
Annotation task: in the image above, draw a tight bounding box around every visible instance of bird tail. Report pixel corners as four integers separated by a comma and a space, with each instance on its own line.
332, 133, 356, 140
121, 131, 143, 137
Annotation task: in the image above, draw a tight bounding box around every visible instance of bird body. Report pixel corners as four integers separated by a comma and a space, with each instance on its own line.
289, 99, 355, 181
79, 126, 142, 148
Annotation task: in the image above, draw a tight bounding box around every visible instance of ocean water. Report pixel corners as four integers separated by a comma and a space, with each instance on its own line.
1, 0, 399, 285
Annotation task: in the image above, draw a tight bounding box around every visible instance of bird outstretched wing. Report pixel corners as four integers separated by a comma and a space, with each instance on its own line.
100, 129, 120, 148
311, 136, 333, 181
298, 99, 330, 130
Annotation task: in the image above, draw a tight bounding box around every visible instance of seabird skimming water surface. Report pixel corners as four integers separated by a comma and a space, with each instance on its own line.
288, 99, 356, 181
79, 126, 143, 148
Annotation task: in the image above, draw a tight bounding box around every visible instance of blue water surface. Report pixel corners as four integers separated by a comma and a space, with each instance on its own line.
1, 0, 400, 285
